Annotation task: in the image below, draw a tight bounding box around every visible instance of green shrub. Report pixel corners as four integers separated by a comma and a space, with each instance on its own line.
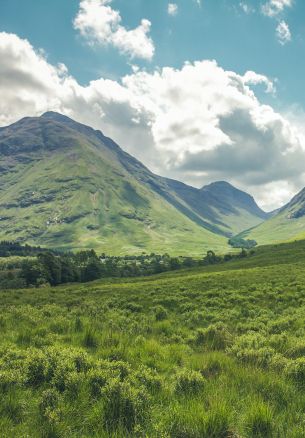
102, 378, 150, 432
153, 305, 168, 321
64, 371, 82, 398
24, 350, 48, 386
174, 368, 205, 396
99, 359, 131, 380
286, 340, 305, 358
0, 370, 21, 393
52, 362, 75, 392
39, 388, 59, 418
88, 369, 110, 398
193, 324, 231, 350
285, 358, 305, 383
134, 366, 162, 393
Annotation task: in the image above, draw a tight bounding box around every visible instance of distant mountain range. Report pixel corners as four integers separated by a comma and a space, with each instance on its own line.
0, 112, 304, 254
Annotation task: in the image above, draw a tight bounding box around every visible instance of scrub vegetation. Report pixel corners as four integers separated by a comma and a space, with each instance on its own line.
1, 240, 305, 436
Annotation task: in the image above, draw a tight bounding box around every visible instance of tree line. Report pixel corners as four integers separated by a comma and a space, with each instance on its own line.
0, 242, 254, 289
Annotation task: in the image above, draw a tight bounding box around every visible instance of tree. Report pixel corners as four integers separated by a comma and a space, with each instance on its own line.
21, 260, 46, 286
81, 258, 102, 282
203, 250, 220, 265
38, 252, 61, 285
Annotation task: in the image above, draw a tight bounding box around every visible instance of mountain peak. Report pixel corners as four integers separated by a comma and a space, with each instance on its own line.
202, 181, 235, 190
41, 111, 74, 124
201, 180, 268, 220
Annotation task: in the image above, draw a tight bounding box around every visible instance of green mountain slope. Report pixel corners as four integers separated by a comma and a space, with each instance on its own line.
0, 112, 267, 254
240, 187, 305, 245
167, 180, 268, 237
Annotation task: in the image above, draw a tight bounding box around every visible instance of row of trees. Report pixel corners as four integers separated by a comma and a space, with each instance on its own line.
20, 248, 253, 287
0, 241, 53, 257
0, 241, 255, 289
20, 251, 199, 287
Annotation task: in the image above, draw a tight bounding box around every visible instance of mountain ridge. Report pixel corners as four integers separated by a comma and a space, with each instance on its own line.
0, 112, 270, 254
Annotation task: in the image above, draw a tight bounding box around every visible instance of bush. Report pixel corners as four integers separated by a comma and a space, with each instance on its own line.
24, 351, 48, 387
193, 324, 231, 350
134, 366, 162, 393
64, 371, 82, 398
153, 305, 168, 321
285, 358, 305, 383
52, 362, 75, 392
174, 368, 205, 396
39, 389, 58, 413
0, 371, 21, 393
99, 360, 131, 380
102, 378, 150, 432
88, 369, 110, 398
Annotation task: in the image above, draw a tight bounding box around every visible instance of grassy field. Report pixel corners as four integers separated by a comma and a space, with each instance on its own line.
2, 241, 305, 436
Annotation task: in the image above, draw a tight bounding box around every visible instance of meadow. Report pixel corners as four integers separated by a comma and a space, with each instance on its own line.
2, 241, 305, 436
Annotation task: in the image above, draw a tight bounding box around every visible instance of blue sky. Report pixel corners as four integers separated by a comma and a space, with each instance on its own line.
0, 0, 304, 106
0, 0, 305, 209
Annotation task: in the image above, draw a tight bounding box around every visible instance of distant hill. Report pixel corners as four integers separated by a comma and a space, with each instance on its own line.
239, 187, 305, 245
170, 180, 268, 237
0, 112, 268, 254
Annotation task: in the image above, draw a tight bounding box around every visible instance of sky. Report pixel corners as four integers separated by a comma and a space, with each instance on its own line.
0, 0, 305, 210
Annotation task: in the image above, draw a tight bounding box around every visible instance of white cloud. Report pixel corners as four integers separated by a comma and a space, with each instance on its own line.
1, 32, 305, 209
168, 3, 178, 16
276, 20, 292, 45
74, 0, 155, 61
242, 71, 276, 94
239, 2, 254, 14
262, 0, 293, 17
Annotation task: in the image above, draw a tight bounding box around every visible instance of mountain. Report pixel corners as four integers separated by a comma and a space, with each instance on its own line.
166, 180, 268, 237
0, 112, 267, 254
240, 187, 305, 245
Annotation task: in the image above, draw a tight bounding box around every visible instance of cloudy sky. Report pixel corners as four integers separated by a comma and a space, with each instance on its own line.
1, 0, 305, 210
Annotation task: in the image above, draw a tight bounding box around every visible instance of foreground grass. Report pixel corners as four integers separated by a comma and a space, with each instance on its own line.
2, 241, 305, 436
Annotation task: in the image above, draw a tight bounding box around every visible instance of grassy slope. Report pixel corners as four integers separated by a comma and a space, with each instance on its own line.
241, 211, 305, 246
0, 121, 227, 255
2, 240, 305, 435
0, 114, 271, 254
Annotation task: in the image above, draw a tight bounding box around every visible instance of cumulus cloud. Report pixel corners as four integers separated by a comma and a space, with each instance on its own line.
1, 32, 305, 209
262, 0, 292, 17
74, 0, 155, 60
168, 3, 178, 16
276, 20, 292, 44
242, 71, 276, 94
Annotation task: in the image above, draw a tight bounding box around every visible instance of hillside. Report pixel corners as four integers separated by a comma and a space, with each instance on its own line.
240, 187, 305, 245
2, 240, 305, 435
0, 112, 267, 254
165, 179, 268, 238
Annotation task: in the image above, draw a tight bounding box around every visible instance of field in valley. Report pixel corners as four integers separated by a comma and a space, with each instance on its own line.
2, 241, 305, 436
